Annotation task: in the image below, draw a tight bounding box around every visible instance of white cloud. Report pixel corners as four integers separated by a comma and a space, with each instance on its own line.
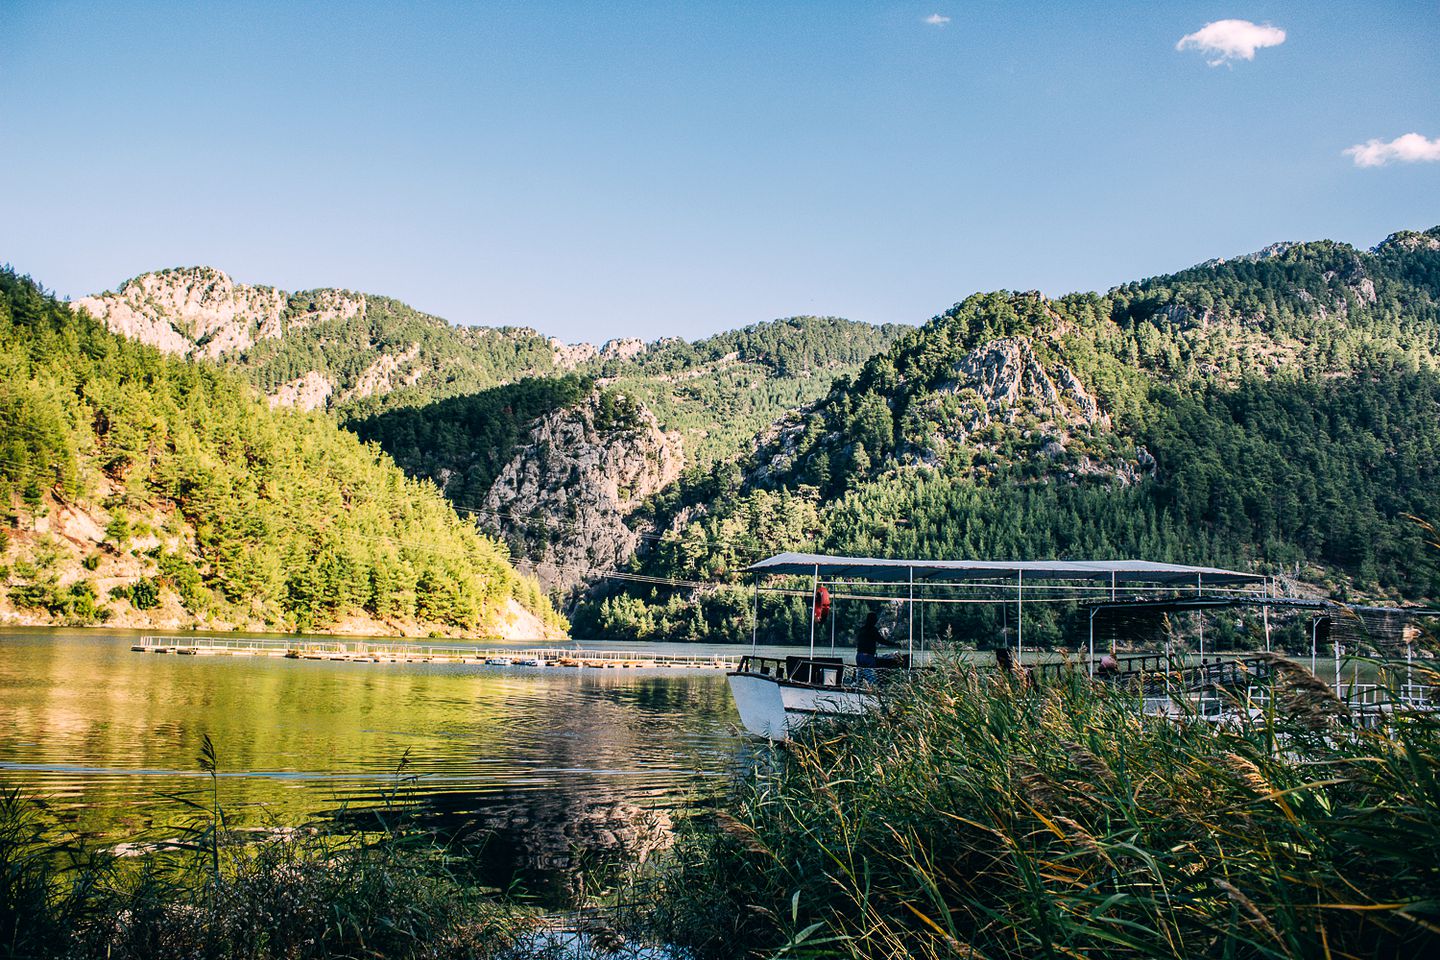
1176, 19, 1286, 66
1344, 133, 1440, 168
924, 13, 950, 26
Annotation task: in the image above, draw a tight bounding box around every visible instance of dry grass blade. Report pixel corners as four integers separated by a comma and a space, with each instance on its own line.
1255, 652, 1351, 729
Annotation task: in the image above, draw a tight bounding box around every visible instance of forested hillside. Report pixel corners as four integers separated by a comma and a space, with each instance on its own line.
347, 319, 898, 595
588, 316, 905, 463
77, 270, 902, 452
0, 270, 564, 637
75, 267, 564, 415
578, 228, 1440, 645
76, 270, 903, 607
351, 316, 904, 497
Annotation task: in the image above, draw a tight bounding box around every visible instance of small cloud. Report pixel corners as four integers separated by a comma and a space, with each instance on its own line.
1344, 133, 1440, 168
1176, 19, 1285, 66
924, 13, 950, 26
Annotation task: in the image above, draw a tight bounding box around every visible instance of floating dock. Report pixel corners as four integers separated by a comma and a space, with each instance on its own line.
131, 636, 737, 670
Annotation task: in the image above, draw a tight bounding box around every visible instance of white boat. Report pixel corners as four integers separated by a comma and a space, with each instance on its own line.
486, 656, 515, 666
515, 657, 547, 667
727, 656, 881, 740
729, 552, 1272, 740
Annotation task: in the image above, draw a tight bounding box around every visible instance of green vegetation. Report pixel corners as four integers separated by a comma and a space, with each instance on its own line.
638, 656, 1440, 959
0, 269, 562, 634
592, 317, 905, 464
0, 741, 545, 960
348, 318, 903, 526
586, 229, 1440, 642
348, 376, 591, 516
242, 292, 562, 419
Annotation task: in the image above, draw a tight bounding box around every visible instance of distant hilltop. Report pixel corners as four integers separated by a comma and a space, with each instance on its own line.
72, 266, 637, 411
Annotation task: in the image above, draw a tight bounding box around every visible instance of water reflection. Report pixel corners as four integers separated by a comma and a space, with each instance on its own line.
0, 629, 744, 906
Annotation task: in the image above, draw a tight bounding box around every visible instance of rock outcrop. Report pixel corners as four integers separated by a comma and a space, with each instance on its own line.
483, 390, 683, 594
600, 338, 647, 362
74, 267, 298, 360
550, 338, 600, 369
1375, 228, 1440, 254
74, 267, 564, 413
342, 344, 423, 402
932, 336, 1108, 433
269, 371, 334, 411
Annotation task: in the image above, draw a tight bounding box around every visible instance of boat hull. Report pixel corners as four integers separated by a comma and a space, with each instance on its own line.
727, 671, 877, 741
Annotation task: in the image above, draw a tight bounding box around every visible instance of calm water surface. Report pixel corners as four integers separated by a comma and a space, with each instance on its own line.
0, 629, 760, 903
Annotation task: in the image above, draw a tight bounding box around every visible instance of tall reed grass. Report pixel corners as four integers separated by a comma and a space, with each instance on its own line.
636, 656, 1440, 959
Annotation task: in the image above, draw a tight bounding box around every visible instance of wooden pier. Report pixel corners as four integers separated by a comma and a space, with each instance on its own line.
131, 636, 738, 670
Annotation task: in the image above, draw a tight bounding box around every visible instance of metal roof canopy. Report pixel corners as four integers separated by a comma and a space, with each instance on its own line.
745, 552, 1266, 588
1083, 596, 1440, 616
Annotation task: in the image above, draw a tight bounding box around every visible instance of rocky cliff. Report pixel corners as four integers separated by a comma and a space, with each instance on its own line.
917, 336, 1146, 481
482, 389, 684, 595
74, 267, 295, 359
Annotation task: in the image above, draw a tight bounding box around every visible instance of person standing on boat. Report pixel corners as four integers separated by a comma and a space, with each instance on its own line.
856, 611, 900, 679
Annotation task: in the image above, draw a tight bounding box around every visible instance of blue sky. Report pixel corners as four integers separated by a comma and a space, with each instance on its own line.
3, 1, 1438, 342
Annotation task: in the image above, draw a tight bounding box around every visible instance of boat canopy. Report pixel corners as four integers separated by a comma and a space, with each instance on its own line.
744, 552, 1265, 588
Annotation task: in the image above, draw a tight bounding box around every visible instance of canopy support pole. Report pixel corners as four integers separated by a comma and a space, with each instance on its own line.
751, 579, 760, 655
1407, 636, 1415, 706
919, 585, 925, 658
830, 589, 837, 654
1088, 607, 1097, 678
1263, 578, 1272, 652
1310, 617, 1319, 676
1197, 573, 1204, 664
1016, 570, 1024, 665
808, 565, 819, 657
907, 567, 915, 661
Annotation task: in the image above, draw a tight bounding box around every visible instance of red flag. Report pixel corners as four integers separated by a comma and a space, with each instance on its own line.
814, 585, 831, 623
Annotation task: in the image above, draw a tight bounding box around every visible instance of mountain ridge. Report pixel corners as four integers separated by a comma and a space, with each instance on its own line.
579, 227, 1440, 643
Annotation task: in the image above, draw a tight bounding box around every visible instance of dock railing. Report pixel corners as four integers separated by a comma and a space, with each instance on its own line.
133, 636, 738, 670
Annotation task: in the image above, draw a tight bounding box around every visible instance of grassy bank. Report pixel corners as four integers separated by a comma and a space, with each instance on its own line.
635, 656, 1440, 959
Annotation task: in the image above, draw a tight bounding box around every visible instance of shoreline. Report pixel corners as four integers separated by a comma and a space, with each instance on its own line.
0, 595, 566, 644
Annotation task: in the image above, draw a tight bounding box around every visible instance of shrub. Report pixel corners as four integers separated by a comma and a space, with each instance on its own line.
128, 577, 160, 610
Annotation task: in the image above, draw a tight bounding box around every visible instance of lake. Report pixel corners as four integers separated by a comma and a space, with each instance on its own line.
0, 628, 777, 905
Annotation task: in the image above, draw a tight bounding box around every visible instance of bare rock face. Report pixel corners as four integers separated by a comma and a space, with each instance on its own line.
483, 390, 683, 594
599, 338, 647, 362
550, 338, 599, 369
74, 267, 295, 360
934, 337, 1107, 431
286, 287, 366, 332
269, 372, 334, 412
1376, 229, 1440, 254
911, 336, 1151, 483
1199, 241, 1299, 269
342, 344, 422, 402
